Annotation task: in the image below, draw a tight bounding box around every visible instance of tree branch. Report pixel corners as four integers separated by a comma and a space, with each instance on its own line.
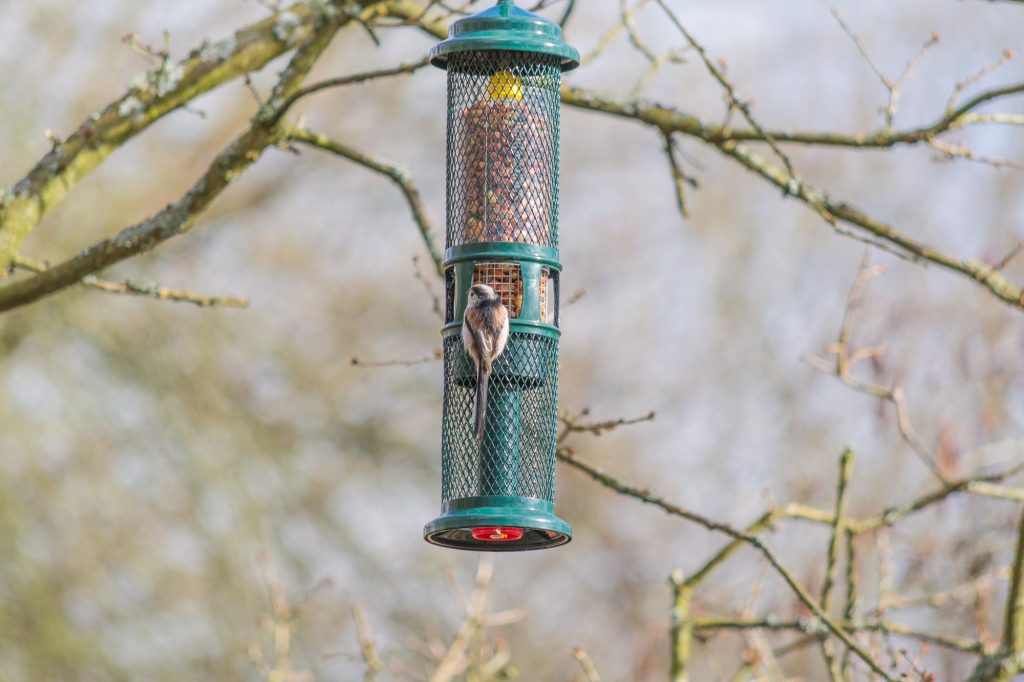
669, 570, 692, 682
286, 125, 443, 274
556, 447, 896, 681
0, 10, 348, 313
0, 0, 347, 272
10, 255, 248, 308
558, 85, 1024, 311
1002, 506, 1024, 655
820, 449, 854, 680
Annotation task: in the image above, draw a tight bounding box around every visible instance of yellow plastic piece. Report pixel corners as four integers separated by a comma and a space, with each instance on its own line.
487, 70, 524, 101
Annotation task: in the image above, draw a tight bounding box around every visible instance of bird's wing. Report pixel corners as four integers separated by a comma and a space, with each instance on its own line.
462, 321, 479, 364
493, 306, 509, 359
473, 328, 492, 372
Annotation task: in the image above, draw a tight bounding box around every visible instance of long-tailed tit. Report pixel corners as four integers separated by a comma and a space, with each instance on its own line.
462, 284, 510, 441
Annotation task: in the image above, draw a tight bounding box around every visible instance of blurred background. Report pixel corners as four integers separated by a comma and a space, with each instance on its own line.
2, 0, 1024, 679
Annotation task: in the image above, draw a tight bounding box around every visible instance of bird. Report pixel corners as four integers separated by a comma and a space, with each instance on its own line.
462, 283, 510, 441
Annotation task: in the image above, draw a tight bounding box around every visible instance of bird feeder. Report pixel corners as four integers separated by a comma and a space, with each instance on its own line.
423, 0, 578, 551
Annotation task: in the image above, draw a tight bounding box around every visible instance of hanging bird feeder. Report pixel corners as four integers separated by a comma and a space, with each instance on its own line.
424, 0, 578, 551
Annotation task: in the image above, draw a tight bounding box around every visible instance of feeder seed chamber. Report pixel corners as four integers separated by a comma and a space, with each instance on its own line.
423, 0, 579, 551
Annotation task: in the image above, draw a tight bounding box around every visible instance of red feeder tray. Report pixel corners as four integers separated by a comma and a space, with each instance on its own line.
471, 526, 524, 542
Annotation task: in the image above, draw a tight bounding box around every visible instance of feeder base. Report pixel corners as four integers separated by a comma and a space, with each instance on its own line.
424, 495, 571, 551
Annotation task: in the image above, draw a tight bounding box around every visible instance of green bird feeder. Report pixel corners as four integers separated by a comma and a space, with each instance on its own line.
423, 0, 579, 551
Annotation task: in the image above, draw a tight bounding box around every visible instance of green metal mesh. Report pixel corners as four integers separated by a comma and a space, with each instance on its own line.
445, 51, 562, 249
441, 332, 559, 502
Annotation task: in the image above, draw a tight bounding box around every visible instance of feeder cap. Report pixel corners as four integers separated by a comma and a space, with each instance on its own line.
429, 0, 580, 71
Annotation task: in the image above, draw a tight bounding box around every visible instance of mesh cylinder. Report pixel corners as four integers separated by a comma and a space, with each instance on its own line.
445, 51, 561, 249
441, 333, 558, 501
426, 48, 570, 551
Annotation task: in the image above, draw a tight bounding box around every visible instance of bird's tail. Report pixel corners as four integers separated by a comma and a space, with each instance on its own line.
474, 367, 489, 442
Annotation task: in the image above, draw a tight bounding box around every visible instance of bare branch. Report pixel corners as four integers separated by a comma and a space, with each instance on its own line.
662, 133, 698, 220
695, 617, 983, 655
283, 56, 431, 110
0, 9, 349, 313
556, 447, 896, 681
11, 254, 248, 308
571, 646, 601, 682
949, 49, 1016, 112
1002, 506, 1024, 655
669, 570, 693, 682
286, 125, 443, 274
413, 256, 444, 317
352, 606, 385, 681
563, 287, 589, 307
651, 0, 797, 182
350, 349, 442, 368
820, 449, 854, 680
0, 0, 350, 272
831, 9, 940, 130
929, 137, 1024, 172
994, 241, 1024, 271
558, 410, 656, 441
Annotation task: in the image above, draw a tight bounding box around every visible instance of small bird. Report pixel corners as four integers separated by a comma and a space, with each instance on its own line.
462, 283, 510, 441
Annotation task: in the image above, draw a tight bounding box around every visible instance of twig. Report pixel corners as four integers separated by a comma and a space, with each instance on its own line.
351, 348, 442, 368
579, 0, 650, 66
558, 410, 656, 441
994, 241, 1024, 271
820, 449, 854, 681
352, 606, 385, 681
412, 256, 443, 318
563, 287, 589, 307
429, 556, 494, 682
556, 447, 897, 680
282, 56, 430, 111
841, 527, 859, 677
809, 255, 949, 481
11, 254, 248, 308
948, 49, 1016, 112
572, 646, 601, 682
287, 125, 443, 275
694, 617, 982, 655
0, 0, 349, 273
929, 137, 1024, 173
831, 9, 939, 130
652, 0, 797, 182
662, 133, 698, 220
553, 84, 1024, 311
0, 9, 346, 313
669, 570, 692, 682
1002, 506, 1024, 655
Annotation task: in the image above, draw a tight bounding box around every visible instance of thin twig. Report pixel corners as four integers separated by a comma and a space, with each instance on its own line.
287, 125, 443, 275
558, 410, 656, 441
663, 132, 698, 220
820, 449, 854, 681
283, 57, 430, 111
994, 241, 1024, 271
351, 349, 442, 368
1002, 506, 1024, 655
572, 646, 602, 682
11, 254, 248, 308
948, 49, 1016, 112
352, 606, 385, 681
556, 447, 897, 680
831, 9, 939, 130
653, 0, 797, 182
809, 255, 949, 482
413, 256, 443, 318
669, 570, 692, 682
0, 9, 346, 313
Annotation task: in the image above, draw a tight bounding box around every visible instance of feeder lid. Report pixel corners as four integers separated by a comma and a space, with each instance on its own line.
429, 0, 579, 71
